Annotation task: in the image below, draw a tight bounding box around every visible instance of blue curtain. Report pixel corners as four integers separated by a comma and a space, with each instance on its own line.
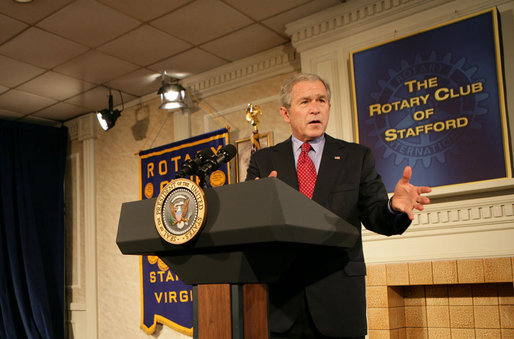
0, 120, 67, 339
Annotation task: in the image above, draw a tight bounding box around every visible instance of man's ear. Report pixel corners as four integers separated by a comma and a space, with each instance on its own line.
280, 107, 290, 123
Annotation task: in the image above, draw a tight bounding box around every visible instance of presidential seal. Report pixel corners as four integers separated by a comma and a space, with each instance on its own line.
154, 178, 207, 245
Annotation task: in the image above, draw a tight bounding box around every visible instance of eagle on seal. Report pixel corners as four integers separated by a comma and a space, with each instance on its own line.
171, 198, 190, 229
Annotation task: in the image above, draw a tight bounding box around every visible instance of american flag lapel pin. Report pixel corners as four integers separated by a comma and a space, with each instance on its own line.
334, 155, 341, 160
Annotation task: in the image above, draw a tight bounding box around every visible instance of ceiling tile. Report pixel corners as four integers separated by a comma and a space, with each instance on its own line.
65, 86, 135, 111
98, 25, 192, 66
0, 13, 28, 44
149, 48, 227, 76
0, 27, 88, 69
54, 50, 139, 84
0, 89, 57, 115
105, 68, 162, 97
33, 102, 91, 121
150, 1, 252, 45
0, 55, 45, 88
224, 0, 310, 21
262, 0, 341, 34
37, 0, 141, 48
17, 71, 96, 101
201, 24, 287, 61
64, 87, 109, 110
0, 0, 344, 125
97, 0, 191, 22
0, 0, 73, 25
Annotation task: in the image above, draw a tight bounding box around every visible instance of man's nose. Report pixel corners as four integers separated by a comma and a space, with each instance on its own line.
309, 102, 321, 114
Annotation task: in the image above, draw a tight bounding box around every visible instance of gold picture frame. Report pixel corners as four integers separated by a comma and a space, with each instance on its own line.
234, 133, 273, 183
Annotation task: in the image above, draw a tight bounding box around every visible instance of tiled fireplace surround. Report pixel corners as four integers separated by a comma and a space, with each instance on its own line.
365, 258, 514, 338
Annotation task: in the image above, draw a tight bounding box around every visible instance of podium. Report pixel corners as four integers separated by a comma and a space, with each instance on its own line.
116, 178, 359, 338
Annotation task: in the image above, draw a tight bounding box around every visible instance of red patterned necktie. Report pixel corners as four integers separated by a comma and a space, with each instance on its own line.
297, 142, 317, 199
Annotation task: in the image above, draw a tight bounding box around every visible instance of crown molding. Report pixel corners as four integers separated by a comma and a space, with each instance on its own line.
285, 0, 461, 52
181, 44, 300, 98
286, 0, 513, 53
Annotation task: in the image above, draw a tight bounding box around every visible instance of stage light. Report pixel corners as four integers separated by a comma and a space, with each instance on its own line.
158, 83, 187, 110
96, 89, 124, 131
157, 73, 188, 110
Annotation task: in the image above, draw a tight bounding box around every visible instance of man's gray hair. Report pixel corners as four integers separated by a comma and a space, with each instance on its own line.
280, 72, 331, 109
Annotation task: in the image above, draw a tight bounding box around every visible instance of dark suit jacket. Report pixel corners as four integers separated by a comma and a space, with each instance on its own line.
246, 134, 411, 337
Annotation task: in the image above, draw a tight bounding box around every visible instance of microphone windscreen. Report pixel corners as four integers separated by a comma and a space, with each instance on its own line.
198, 148, 215, 159
221, 144, 236, 162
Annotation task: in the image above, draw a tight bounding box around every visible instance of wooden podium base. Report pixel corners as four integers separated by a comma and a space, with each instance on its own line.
195, 283, 268, 339
243, 284, 268, 338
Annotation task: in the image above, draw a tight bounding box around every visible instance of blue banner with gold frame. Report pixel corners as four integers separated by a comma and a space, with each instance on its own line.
350, 9, 511, 192
138, 128, 230, 336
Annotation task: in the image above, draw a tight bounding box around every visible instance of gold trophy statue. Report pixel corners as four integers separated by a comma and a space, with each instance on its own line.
245, 103, 262, 154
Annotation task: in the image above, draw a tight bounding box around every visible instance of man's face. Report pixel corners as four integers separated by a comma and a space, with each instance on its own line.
280, 80, 330, 142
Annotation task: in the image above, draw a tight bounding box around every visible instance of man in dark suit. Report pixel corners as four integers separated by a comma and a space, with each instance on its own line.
246, 73, 431, 338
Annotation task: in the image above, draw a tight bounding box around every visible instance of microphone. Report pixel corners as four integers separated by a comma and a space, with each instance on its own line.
197, 144, 236, 177
175, 148, 215, 178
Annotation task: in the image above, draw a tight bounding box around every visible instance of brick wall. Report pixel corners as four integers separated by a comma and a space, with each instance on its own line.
366, 258, 514, 338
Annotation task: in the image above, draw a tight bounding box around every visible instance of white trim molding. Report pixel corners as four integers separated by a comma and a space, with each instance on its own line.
286, 0, 447, 52
182, 44, 300, 98
64, 113, 99, 339
285, 0, 512, 53
364, 194, 514, 241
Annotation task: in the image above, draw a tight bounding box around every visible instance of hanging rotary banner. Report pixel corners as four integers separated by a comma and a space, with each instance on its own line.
138, 128, 230, 336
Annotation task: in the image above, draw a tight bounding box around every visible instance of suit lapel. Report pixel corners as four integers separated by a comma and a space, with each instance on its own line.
272, 138, 298, 189
312, 134, 347, 202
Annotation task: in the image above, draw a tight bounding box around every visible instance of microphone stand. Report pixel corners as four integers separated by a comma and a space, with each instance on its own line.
198, 172, 208, 189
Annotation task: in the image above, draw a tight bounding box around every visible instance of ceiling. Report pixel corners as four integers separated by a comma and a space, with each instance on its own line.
0, 0, 345, 125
